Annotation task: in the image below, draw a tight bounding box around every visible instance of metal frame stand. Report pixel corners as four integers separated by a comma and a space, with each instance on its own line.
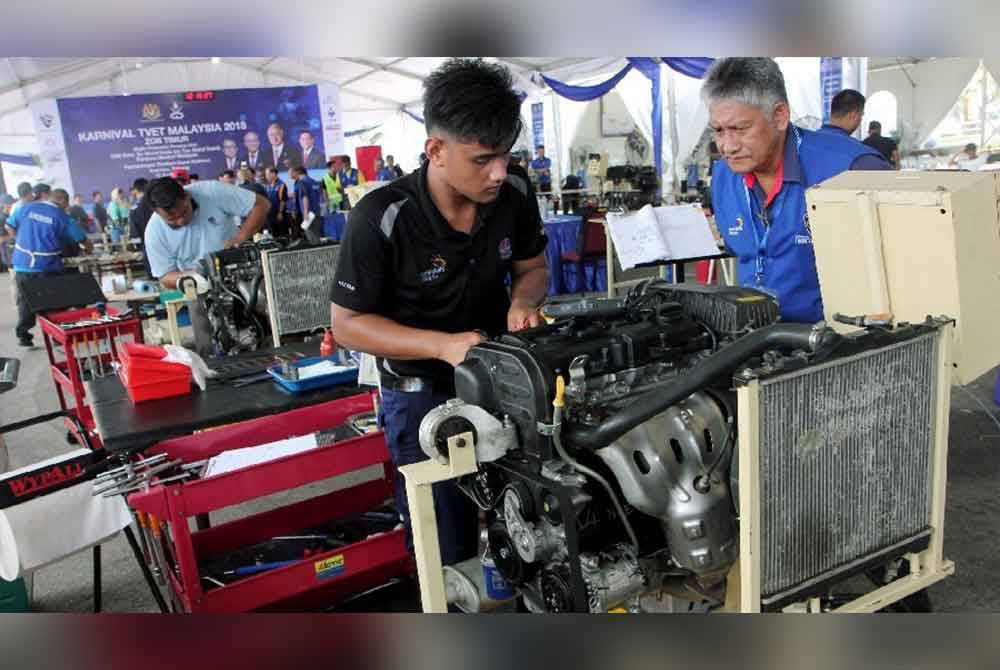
399, 432, 478, 613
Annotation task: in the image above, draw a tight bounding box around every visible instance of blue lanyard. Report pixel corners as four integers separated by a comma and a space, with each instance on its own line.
742, 126, 802, 285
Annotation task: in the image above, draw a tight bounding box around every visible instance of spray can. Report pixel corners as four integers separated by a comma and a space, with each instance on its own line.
320, 329, 336, 358
482, 545, 515, 601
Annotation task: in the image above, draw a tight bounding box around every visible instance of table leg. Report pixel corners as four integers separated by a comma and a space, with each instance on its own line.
93, 545, 102, 613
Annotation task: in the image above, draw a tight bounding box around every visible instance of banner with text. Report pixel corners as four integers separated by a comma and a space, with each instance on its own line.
38, 84, 344, 198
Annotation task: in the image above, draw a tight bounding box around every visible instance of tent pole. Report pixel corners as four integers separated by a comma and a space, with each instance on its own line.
666, 68, 681, 196
551, 92, 564, 205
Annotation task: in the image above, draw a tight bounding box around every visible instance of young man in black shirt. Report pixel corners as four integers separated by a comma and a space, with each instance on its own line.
330, 59, 549, 566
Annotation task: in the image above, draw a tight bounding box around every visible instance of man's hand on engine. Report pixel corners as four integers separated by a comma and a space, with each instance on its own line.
508, 299, 542, 332
438, 331, 486, 367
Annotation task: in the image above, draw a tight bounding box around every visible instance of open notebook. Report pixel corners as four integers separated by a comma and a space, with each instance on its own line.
605, 204, 722, 270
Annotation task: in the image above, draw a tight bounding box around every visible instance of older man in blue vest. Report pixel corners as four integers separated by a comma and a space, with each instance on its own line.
705, 58, 890, 323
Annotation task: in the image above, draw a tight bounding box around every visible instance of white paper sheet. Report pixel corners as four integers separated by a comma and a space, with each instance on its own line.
605, 205, 667, 270
296, 360, 353, 381
652, 205, 723, 262
605, 204, 722, 270
203, 434, 319, 478
0, 452, 133, 580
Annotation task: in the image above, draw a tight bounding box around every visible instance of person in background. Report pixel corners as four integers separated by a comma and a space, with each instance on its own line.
264, 166, 290, 237
129, 178, 154, 277
171, 167, 191, 185
329, 58, 549, 567
67, 194, 90, 231
705, 58, 889, 325
530, 144, 552, 192
8, 183, 89, 346
11, 182, 33, 217
106, 187, 131, 239
290, 166, 323, 243
91, 191, 109, 232
239, 166, 267, 196
374, 157, 394, 181
949, 142, 987, 170
222, 138, 240, 171
323, 159, 343, 214
0, 195, 16, 272
241, 131, 265, 171
143, 177, 269, 289
51, 188, 83, 258
820, 89, 865, 138
189, 173, 200, 182
862, 121, 901, 170
386, 154, 404, 178
336, 155, 365, 210
218, 170, 237, 185
299, 131, 325, 169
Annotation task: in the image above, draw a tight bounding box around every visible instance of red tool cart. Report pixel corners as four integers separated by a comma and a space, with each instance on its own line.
38, 305, 144, 449
127, 392, 412, 613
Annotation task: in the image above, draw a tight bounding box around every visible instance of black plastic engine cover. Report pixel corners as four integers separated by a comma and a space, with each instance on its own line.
455, 306, 703, 460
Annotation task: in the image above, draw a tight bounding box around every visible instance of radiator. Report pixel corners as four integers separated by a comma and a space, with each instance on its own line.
262, 244, 340, 346
755, 331, 939, 607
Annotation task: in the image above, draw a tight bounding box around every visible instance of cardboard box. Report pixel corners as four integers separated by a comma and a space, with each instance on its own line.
806, 170, 1000, 384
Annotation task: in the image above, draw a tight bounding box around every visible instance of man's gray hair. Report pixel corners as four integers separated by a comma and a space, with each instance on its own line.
701, 58, 788, 111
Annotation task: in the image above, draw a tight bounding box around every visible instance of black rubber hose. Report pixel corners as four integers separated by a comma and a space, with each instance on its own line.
245, 273, 264, 317
563, 323, 837, 450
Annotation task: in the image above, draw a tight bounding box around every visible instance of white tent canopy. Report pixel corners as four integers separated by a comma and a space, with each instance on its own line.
3, 56, 978, 187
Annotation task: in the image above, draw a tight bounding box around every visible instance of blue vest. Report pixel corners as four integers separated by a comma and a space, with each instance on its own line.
338, 168, 361, 187
265, 179, 285, 214
711, 126, 883, 323
11, 202, 77, 273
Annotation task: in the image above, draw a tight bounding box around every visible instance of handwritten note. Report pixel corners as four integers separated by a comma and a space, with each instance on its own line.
605, 204, 721, 270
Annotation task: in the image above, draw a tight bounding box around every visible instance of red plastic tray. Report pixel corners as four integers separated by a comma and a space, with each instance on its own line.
118, 343, 192, 403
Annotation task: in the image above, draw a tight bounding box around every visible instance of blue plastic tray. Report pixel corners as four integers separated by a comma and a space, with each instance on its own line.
267, 355, 359, 393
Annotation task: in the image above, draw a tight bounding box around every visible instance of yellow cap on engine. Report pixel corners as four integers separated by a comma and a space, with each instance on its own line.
553, 375, 566, 408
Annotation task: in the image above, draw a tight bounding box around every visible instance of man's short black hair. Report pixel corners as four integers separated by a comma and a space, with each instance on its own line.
326, 159, 337, 169
189, 173, 199, 180
423, 58, 522, 149
245, 167, 256, 176
290, 166, 307, 177
266, 166, 279, 175
132, 178, 148, 193
341, 155, 351, 167
92, 190, 102, 198
16, 182, 31, 198
219, 169, 236, 180
146, 177, 186, 210
869, 120, 882, 131
830, 89, 865, 118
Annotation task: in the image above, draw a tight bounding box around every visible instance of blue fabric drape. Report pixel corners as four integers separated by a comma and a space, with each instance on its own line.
540, 63, 633, 102
661, 57, 714, 79
626, 58, 662, 197
403, 108, 425, 125
0, 153, 36, 166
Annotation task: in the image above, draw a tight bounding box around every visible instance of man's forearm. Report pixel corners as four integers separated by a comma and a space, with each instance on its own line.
159, 270, 181, 289
510, 266, 549, 308
331, 310, 450, 362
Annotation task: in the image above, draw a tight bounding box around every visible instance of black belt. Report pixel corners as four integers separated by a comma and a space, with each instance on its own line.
380, 375, 452, 394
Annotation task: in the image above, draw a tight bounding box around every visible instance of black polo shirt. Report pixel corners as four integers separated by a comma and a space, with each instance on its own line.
330, 163, 547, 386
862, 134, 898, 166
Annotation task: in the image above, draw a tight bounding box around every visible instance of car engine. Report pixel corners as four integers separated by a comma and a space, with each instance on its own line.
419, 281, 941, 612
192, 241, 282, 356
